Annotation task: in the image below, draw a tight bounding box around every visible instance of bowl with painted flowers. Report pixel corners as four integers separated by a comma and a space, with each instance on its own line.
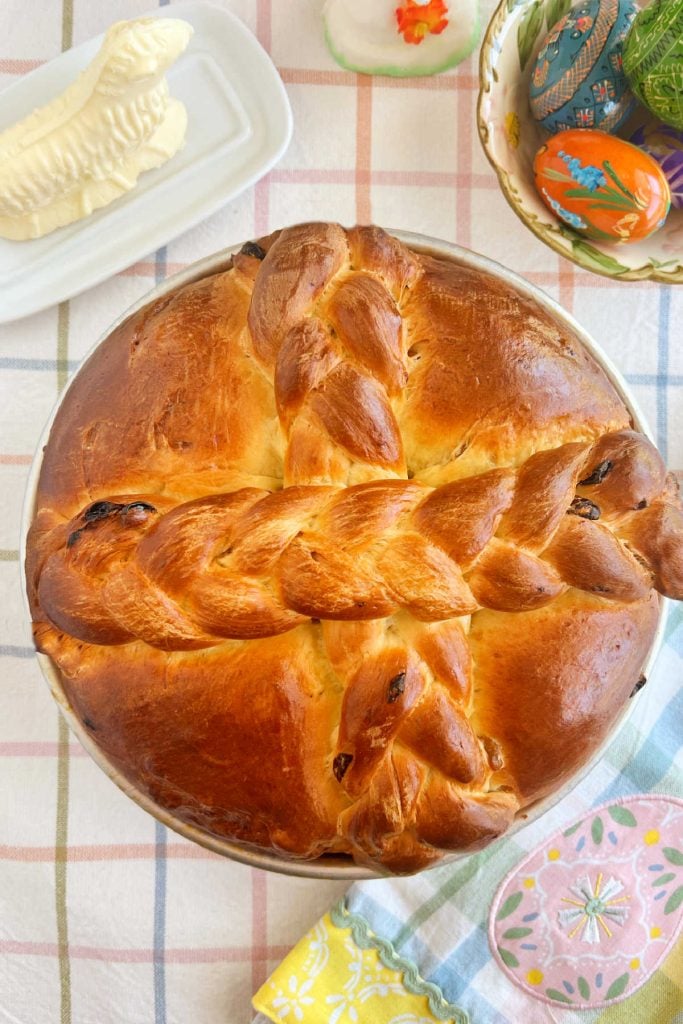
477, 0, 683, 283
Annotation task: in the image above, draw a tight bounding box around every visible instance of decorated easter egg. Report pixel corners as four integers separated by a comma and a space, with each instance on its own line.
630, 122, 683, 209
490, 796, 683, 1011
323, 0, 481, 77
530, 0, 638, 135
534, 129, 671, 242
623, 0, 683, 130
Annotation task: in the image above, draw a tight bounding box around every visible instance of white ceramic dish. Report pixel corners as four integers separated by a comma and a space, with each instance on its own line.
20, 231, 669, 879
478, 0, 683, 283
0, 2, 292, 323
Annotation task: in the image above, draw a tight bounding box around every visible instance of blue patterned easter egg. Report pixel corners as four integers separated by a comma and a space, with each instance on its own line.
530, 0, 638, 135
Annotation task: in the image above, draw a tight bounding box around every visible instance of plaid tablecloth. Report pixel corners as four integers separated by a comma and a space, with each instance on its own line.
1, 2, 681, 1023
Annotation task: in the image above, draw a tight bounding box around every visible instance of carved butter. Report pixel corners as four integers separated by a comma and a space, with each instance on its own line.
0, 18, 193, 241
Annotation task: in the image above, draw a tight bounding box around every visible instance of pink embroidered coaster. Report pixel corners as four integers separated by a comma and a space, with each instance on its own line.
489, 796, 683, 1009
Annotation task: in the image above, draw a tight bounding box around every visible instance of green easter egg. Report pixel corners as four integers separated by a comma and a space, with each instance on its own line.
623, 0, 683, 130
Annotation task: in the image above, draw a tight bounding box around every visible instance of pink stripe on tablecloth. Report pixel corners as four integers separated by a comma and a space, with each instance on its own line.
0, 940, 291, 963
0, 58, 43, 73
118, 261, 188, 278
0, 60, 478, 90
279, 67, 478, 91
254, 0, 272, 236
276, 169, 354, 185
0, 453, 32, 464
526, 272, 658, 291
254, 179, 270, 236
256, 0, 272, 52
0, 843, 221, 861
376, 170, 493, 189
356, 75, 372, 223
0, 742, 87, 757
251, 868, 269, 992
558, 257, 576, 314
269, 168, 497, 189
455, 82, 473, 247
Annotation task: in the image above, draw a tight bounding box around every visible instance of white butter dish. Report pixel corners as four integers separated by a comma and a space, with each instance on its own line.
0, 2, 292, 323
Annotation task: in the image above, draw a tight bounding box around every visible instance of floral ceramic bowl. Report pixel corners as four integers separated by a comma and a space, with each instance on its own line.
477, 0, 683, 282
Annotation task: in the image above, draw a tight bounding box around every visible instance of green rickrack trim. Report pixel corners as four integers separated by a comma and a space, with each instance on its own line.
330, 898, 469, 1024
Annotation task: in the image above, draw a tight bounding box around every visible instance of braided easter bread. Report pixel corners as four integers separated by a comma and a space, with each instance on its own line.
26, 224, 683, 873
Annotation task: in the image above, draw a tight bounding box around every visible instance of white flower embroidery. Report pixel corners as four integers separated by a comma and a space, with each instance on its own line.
353, 954, 395, 998
302, 919, 330, 980
359, 981, 407, 1001
270, 974, 315, 1021
340, 935, 364, 993
325, 992, 359, 1024
323, 935, 406, 1020
557, 872, 630, 944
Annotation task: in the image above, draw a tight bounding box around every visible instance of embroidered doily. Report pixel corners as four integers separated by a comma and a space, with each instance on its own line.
489, 796, 683, 1008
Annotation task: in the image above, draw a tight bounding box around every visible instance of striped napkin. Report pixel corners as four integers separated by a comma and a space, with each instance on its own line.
252, 604, 683, 1024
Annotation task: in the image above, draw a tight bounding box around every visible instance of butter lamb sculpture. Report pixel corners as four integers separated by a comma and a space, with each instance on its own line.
0, 18, 192, 240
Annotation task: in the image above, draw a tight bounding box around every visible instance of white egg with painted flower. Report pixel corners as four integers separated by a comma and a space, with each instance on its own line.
323, 0, 480, 76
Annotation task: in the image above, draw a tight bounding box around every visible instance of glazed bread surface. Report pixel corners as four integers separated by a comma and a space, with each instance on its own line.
26, 223, 683, 872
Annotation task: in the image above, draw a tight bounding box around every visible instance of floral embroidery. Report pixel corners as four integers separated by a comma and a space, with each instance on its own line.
557, 873, 630, 943
270, 975, 315, 1021
324, 933, 408, 1016
254, 909, 463, 1024
301, 919, 331, 979
326, 992, 359, 1024
489, 797, 683, 1009
396, 0, 449, 45
357, 951, 404, 997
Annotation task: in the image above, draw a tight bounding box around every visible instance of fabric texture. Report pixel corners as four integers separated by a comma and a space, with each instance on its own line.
253, 909, 467, 1024
1, 1, 682, 1023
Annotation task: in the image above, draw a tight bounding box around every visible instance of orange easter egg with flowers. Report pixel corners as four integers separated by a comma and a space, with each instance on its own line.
533, 129, 671, 243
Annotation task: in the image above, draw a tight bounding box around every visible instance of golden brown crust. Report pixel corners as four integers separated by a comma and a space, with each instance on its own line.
469, 591, 660, 802
26, 223, 683, 874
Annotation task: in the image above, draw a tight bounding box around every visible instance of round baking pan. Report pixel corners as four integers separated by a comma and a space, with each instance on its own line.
20, 230, 669, 880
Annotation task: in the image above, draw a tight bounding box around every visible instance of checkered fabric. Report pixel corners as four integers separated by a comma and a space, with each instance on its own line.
0, 2, 681, 1023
